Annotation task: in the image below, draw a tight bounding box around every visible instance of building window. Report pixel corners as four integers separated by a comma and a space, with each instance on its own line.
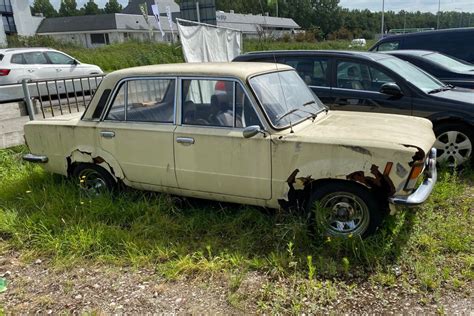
2, 14, 16, 34
0, 0, 13, 14
90, 33, 110, 45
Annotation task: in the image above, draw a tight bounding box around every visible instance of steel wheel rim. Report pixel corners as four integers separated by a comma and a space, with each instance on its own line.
434, 130, 472, 167
315, 192, 370, 237
78, 169, 107, 195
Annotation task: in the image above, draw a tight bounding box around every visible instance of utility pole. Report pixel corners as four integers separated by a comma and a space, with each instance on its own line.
276, 0, 279, 17
437, 0, 441, 29
380, 0, 385, 37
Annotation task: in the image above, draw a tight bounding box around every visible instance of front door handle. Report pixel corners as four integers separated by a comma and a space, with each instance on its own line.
100, 131, 115, 138
176, 137, 195, 145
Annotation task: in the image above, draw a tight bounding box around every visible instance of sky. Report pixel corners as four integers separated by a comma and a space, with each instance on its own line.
39, 0, 474, 13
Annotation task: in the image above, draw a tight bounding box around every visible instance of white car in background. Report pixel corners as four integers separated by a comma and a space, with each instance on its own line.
0, 48, 103, 85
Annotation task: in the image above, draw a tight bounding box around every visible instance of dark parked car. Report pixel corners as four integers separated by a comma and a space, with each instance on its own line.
369, 27, 474, 63
383, 50, 474, 89
234, 50, 474, 166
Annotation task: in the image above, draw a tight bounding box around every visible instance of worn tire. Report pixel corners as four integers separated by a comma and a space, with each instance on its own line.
72, 163, 116, 194
433, 122, 473, 167
305, 181, 385, 238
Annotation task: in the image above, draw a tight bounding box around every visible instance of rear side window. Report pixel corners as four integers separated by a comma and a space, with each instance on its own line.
284, 57, 329, 87
23, 52, 49, 64
0, 54, 3, 61
376, 41, 400, 51
11, 53, 25, 64
106, 79, 176, 123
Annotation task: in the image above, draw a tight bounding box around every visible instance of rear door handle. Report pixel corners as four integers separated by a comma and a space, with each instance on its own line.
176, 137, 195, 145
100, 131, 115, 138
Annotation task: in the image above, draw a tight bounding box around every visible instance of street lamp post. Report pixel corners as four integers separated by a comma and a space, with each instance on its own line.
436, 0, 441, 29
381, 0, 385, 37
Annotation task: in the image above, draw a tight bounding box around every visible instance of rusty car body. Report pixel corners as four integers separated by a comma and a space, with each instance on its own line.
23, 63, 438, 237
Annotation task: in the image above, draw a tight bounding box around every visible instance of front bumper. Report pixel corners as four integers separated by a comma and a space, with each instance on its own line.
389, 148, 437, 206
23, 153, 49, 163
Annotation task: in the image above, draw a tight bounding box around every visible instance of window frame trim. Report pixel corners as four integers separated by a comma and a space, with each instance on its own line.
177, 76, 265, 130
100, 76, 178, 125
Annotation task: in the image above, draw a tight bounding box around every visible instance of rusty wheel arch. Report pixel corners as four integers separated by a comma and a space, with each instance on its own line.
279, 167, 394, 212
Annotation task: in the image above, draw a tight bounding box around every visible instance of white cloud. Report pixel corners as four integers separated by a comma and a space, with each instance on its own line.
339, 0, 474, 13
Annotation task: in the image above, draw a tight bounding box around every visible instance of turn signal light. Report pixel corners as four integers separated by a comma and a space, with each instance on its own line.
0, 69, 10, 76
405, 162, 425, 190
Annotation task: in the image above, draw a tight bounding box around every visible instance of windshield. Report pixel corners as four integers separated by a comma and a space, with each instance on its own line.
423, 52, 474, 72
379, 57, 445, 93
249, 70, 325, 128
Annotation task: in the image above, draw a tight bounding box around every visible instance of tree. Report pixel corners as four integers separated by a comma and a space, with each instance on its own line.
59, 0, 78, 16
104, 0, 123, 14
31, 0, 57, 17
82, 0, 101, 15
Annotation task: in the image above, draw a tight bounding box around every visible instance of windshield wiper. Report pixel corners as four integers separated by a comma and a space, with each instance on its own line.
276, 107, 318, 123
428, 85, 453, 94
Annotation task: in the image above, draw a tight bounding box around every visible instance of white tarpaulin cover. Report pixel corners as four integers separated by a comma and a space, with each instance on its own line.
177, 21, 242, 63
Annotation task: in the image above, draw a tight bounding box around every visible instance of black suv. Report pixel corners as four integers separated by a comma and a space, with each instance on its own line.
234, 50, 474, 166
369, 27, 474, 63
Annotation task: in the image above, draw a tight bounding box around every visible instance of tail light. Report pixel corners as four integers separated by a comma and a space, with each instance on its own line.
405, 161, 425, 190
0, 69, 10, 76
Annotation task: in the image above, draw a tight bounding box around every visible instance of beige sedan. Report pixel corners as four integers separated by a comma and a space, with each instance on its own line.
23, 63, 437, 238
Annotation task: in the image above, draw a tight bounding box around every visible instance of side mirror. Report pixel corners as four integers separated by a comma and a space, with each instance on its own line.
380, 82, 403, 97
243, 125, 262, 139
72, 59, 79, 65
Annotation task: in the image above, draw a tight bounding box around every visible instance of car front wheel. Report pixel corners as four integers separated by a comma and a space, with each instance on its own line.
306, 182, 385, 238
434, 122, 473, 167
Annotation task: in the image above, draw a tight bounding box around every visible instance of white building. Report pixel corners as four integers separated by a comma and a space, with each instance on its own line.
216, 11, 300, 38
0, 0, 44, 46
36, 13, 177, 48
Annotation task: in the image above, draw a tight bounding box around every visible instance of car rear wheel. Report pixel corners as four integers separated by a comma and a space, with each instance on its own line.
434, 123, 473, 167
306, 182, 385, 238
72, 163, 116, 195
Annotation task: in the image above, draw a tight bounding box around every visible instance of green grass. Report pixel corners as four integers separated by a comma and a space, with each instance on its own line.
1, 147, 472, 297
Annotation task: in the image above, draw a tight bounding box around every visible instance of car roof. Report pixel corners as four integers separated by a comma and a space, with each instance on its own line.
0, 47, 54, 54
376, 27, 474, 41
383, 50, 437, 57
107, 62, 293, 82
239, 50, 394, 62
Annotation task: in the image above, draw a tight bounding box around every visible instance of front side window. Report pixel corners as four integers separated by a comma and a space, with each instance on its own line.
336, 61, 396, 91
106, 78, 175, 123
249, 70, 325, 129
285, 57, 329, 87
182, 79, 260, 128
376, 41, 400, 51
46, 52, 75, 65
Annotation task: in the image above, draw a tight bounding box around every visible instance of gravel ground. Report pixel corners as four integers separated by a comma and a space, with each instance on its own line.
1, 250, 473, 314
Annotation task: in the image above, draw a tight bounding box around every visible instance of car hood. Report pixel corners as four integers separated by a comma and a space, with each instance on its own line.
292, 111, 435, 155
432, 87, 474, 104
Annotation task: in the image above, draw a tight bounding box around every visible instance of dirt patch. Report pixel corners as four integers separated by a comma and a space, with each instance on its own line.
1, 250, 472, 314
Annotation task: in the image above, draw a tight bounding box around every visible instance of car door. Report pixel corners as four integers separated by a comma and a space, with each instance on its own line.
44, 51, 80, 78
174, 78, 272, 199
22, 51, 55, 80
328, 59, 412, 115
97, 77, 178, 187
282, 56, 333, 104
